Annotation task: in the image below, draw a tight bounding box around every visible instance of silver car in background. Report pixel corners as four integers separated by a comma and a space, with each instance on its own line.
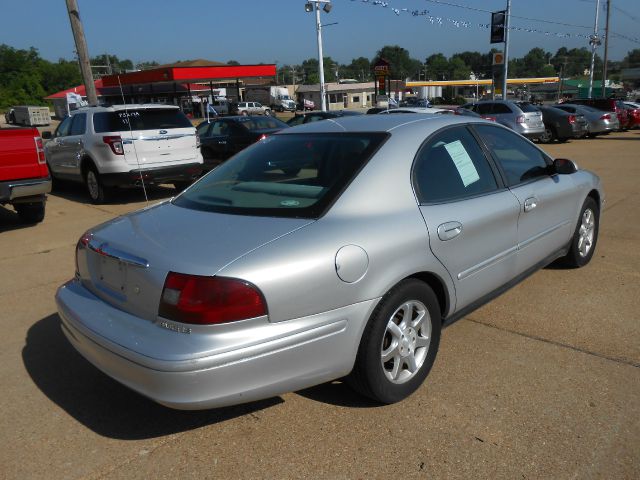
554, 103, 620, 137
56, 114, 603, 410
462, 100, 545, 140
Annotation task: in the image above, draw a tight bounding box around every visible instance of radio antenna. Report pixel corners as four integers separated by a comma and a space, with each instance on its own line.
118, 75, 149, 205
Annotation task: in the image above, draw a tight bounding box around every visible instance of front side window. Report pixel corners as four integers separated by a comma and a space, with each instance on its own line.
413, 126, 498, 203
475, 124, 550, 186
55, 116, 73, 137
70, 113, 86, 135
174, 132, 388, 218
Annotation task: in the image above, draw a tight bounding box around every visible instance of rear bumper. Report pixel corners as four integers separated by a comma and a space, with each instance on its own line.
0, 177, 51, 203
101, 163, 203, 187
56, 279, 375, 410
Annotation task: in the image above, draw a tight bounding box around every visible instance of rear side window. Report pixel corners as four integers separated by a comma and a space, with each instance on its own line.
493, 103, 513, 114
514, 102, 539, 113
236, 117, 288, 131
93, 109, 192, 133
475, 104, 492, 115
475, 124, 550, 186
413, 126, 498, 203
174, 132, 388, 218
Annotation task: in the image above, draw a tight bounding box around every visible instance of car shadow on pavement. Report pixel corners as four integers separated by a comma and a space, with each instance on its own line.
22, 314, 283, 440
49, 181, 177, 206
295, 381, 383, 409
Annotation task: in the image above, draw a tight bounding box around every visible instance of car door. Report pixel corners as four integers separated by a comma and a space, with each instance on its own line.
45, 115, 73, 176
474, 124, 577, 274
414, 125, 520, 311
63, 113, 87, 177
200, 120, 232, 162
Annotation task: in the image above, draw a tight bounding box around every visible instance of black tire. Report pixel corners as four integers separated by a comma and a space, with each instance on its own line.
241, 110, 249, 116
561, 197, 599, 268
264, 109, 271, 116
539, 126, 556, 144
84, 164, 108, 204
347, 279, 441, 404
15, 201, 45, 224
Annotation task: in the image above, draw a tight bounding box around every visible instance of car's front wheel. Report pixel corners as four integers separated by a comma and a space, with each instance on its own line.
348, 279, 441, 404
562, 196, 599, 268
539, 126, 556, 143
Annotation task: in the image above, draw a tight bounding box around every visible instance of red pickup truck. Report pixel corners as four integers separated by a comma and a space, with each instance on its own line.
0, 127, 51, 223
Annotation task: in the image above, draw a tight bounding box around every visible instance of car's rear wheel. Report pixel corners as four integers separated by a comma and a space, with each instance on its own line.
347, 279, 441, 404
264, 109, 271, 116
15, 201, 45, 224
84, 165, 108, 204
539, 126, 556, 143
241, 110, 248, 116
562, 197, 599, 268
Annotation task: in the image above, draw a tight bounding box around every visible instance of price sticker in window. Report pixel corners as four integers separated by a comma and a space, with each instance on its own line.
444, 140, 480, 187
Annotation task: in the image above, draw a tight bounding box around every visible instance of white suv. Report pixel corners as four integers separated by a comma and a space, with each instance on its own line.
235, 102, 271, 116
43, 104, 203, 203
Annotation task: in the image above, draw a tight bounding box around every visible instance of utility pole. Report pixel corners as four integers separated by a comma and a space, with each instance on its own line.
601, 0, 611, 98
315, 4, 327, 111
502, 0, 511, 100
588, 0, 602, 98
65, 0, 98, 105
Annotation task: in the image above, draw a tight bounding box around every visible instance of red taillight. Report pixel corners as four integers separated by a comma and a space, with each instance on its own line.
34, 137, 46, 164
103, 135, 124, 155
159, 272, 267, 325
258, 134, 268, 141
568, 115, 576, 124
516, 115, 525, 124
483, 116, 497, 122
600, 114, 611, 120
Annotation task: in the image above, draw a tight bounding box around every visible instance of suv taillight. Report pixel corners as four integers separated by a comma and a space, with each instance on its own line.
515, 115, 525, 124
568, 115, 576, 124
34, 137, 46, 164
600, 114, 611, 120
103, 136, 124, 155
159, 272, 267, 325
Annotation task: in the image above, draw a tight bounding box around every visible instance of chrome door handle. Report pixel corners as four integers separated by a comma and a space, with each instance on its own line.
524, 197, 538, 212
437, 221, 463, 241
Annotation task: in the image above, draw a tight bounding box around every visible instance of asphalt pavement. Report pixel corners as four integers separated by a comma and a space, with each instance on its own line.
0, 130, 638, 479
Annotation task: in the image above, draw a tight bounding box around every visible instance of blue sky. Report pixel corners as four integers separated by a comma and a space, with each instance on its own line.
2, 0, 639, 66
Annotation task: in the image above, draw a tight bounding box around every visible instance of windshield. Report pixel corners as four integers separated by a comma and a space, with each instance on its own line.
173, 132, 388, 218
93, 109, 192, 132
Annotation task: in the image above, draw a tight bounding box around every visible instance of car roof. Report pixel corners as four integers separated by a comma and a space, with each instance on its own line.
279, 112, 491, 135
380, 107, 447, 114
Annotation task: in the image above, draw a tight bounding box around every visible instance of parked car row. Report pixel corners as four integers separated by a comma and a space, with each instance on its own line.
458, 98, 638, 144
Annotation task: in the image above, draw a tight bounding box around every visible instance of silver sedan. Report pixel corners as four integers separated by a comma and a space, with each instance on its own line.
56, 114, 603, 410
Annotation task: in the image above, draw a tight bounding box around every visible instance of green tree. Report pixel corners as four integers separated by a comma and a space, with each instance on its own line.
373, 45, 421, 80
425, 53, 449, 80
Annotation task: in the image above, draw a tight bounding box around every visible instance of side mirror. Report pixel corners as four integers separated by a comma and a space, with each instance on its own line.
552, 158, 578, 175
41, 131, 52, 140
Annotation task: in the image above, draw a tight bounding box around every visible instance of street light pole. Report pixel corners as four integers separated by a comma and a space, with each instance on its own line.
588, 0, 602, 98
502, 0, 511, 100
305, 1, 331, 112
315, 4, 326, 111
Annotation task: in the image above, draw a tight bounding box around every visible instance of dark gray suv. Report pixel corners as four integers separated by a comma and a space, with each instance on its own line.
462, 100, 545, 139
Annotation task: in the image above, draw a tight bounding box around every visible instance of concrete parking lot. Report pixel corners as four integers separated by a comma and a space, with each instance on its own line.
1, 130, 638, 479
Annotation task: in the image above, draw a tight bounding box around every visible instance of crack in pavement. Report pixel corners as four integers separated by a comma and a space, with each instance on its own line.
463, 317, 640, 369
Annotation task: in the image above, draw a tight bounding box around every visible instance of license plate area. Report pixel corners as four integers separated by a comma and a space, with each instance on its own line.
98, 256, 128, 294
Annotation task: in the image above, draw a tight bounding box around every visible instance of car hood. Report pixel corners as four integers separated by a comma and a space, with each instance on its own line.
89, 201, 314, 276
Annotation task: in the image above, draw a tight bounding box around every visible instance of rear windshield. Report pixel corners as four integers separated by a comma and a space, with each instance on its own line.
514, 102, 540, 113
93, 109, 192, 132
173, 132, 388, 218
236, 117, 289, 132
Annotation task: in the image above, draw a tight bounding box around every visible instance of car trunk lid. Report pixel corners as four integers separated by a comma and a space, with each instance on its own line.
76, 202, 313, 321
